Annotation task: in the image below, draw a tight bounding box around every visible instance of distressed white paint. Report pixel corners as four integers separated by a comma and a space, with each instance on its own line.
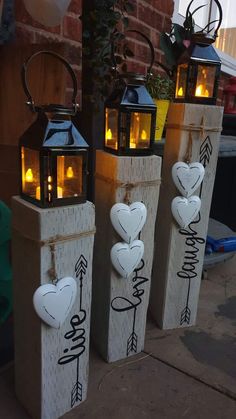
12, 197, 95, 419
33, 277, 77, 329
172, 161, 205, 197
171, 195, 201, 228
92, 151, 161, 362
110, 202, 147, 244
150, 103, 223, 330
110, 240, 144, 279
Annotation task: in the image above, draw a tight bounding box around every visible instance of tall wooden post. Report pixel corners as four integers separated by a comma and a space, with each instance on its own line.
12, 197, 95, 419
92, 150, 161, 362
150, 103, 223, 329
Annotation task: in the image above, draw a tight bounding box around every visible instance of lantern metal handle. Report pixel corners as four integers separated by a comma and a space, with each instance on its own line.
21, 50, 78, 115
186, 0, 222, 40
111, 30, 155, 79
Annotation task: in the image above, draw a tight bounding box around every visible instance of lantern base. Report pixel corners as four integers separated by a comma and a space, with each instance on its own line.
103, 145, 154, 157
174, 97, 217, 106
19, 192, 86, 208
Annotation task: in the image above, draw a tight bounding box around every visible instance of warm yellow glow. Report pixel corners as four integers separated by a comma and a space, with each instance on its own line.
130, 138, 136, 149
141, 129, 147, 140
36, 185, 63, 200
48, 176, 52, 183
25, 168, 33, 183
178, 87, 184, 97
106, 128, 112, 140
195, 84, 209, 97
66, 166, 74, 178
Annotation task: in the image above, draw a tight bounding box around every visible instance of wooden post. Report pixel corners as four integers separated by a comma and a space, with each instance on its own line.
92, 150, 162, 362
12, 197, 95, 419
150, 103, 223, 329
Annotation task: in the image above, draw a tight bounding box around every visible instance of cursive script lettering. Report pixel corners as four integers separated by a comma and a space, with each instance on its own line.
58, 312, 86, 365
177, 213, 205, 280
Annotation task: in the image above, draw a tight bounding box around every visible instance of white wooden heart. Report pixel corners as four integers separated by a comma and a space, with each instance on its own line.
172, 162, 205, 198
33, 277, 77, 329
110, 202, 147, 244
110, 240, 144, 279
23, 0, 71, 27
171, 196, 201, 228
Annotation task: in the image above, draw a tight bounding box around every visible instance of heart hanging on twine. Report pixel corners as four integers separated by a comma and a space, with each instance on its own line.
171, 196, 201, 228
172, 162, 205, 198
110, 240, 144, 279
110, 202, 147, 244
33, 276, 77, 328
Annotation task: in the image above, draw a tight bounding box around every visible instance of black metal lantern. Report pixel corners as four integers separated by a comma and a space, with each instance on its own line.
104, 31, 156, 156
20, 51, 88, 208
175, 0, 222, 105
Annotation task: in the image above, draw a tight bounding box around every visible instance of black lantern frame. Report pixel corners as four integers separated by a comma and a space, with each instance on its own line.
20, 51, 89, 208
175, 0, 222, 106
104, 31, 157, 156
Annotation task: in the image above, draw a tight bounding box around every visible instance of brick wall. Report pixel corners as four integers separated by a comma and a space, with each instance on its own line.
122, 0, 174, 76
14, 0, 82, 103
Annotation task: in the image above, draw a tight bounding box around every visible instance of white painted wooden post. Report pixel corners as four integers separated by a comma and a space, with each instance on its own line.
150, 103, 223, 329
12, 197, 95, 419
92, 150, 161, 362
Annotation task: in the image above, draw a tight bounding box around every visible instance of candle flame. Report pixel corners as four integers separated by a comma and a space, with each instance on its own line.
195, 84, 210, 97
141, 129, 147, 140
106, 128, 112, 140
178, 87, 184, 97
66, 166, 74, 178
25, 168, 33, 182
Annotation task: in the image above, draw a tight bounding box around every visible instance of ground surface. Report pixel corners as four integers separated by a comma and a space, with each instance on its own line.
1, 256, 236, 418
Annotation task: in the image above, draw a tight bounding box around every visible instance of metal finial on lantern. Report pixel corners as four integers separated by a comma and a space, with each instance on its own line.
20, 51, 88, 208
175, 0, 222, 105
104, 30, 157, 155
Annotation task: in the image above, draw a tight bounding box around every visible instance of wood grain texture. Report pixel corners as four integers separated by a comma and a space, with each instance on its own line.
150, 103, 224, 330
12, 197, 95, 419
92, 151, 162, 362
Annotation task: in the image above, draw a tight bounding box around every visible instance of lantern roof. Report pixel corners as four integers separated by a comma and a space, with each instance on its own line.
179, 42, 221, 65
106, 83, 156, 109
20, 112, 89, 149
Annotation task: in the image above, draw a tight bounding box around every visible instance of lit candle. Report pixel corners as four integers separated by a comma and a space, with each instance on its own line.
106, 128, 112, 140
36, 186, 63, 200
130, 138, 136, 149
141, 129, 147, 140
66, 166, 74, 178
178, 87, 184, 97
25, 168, 33, 182
195, 84, 203, 96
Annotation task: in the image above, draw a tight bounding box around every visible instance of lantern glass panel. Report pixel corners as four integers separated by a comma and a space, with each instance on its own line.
129, 112, 151, 149
175, 64, 188, 98
57, 155, 83, 199
21, 147, 40, 200
195, 65, 216, 98
105, 108, 118, 150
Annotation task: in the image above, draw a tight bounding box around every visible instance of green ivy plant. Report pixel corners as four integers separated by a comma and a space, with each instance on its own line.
81, 0, 134, 102
146, 74, 174, 101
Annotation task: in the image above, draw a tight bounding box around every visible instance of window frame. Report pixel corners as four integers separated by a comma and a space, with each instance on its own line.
172, 0, 236, 76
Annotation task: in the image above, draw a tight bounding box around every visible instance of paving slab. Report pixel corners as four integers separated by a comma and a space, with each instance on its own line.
0, 257, 236, 418
145, 255, 236, 399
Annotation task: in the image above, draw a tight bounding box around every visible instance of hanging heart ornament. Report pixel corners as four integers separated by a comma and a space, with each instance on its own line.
110, 202, 147, 244
23, 0, 71, 27
172, 162, 205, 198
33, 277, 77, 329
171, 196, 201, 228
111, 240, 144, 279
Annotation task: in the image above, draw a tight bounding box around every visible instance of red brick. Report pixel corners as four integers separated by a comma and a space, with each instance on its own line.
126, 18, 151, 39
135, 43, 151, 64
64, 44, 82, 66
34, 31, 62, 44
138, 4, 164, 30
63, 15, 82, 42
15, 24, 35, 44
68, 0, 82, 15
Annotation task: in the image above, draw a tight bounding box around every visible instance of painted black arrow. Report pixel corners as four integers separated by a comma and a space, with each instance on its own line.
75, 254, 88, 279
200, 136, 213, 168
180, 306, 191, 325
127, 332, 138, 356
